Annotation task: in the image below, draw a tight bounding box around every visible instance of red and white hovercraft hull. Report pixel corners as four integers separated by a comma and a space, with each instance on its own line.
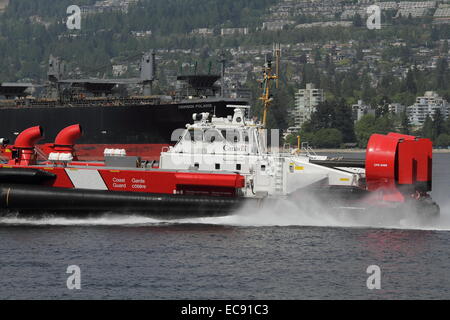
0, 115, 440, 220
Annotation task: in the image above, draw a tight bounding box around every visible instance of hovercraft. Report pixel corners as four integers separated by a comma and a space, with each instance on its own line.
0, 108, 440, 220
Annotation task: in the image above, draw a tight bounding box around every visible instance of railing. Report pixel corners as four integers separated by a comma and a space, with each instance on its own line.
301, 142, 318, 157
0, 96, 162, 109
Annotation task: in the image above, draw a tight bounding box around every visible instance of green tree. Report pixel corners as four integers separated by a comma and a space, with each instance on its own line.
355, 114, 377, 148
436, 134, 450, 148
376, 96, 391, 117
353, 13, 363, 27
355, 114, 396, 147
421, 115, 434, 140
309, 101, 336, 130
405, 69, 417, 94
432, 109, 445, 140
313, 128, 343, 148
375, 114, 396, 134
400, 111, 411, 135
299, 54, 307, 64
445, 117, 450, 135
334, 99, 356, 143
442, 40, 449, 56
436, 58, 449, 90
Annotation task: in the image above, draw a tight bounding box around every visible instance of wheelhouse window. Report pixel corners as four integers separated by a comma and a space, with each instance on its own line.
184, 129, 225, 143
222, 129, 240, 143
204, 129, 225, 143
242, 131, 250, 143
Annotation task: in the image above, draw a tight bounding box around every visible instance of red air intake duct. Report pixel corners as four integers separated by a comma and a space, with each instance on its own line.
9, 126, 44, 166
366, 133, 433, 202
13, 126, 44, 149
52, 124, 82, 161
54, 124, 82, 151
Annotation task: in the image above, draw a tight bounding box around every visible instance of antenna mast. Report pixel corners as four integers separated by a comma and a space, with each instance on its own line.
218, 52, 226, 98
260, 44, 281, 127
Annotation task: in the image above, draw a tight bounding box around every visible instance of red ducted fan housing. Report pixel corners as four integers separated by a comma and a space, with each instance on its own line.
365, 133, 433, 202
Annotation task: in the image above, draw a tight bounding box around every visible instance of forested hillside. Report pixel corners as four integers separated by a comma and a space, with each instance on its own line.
126, 0, 277, 35
4, 0, 276, 32
0, 0, 277, 81
3, 0, 95, 19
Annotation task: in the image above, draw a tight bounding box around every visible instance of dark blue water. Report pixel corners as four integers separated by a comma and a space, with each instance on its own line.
0, 154, 449, 299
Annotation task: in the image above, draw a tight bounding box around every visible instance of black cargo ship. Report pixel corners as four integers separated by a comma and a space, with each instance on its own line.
0, 53, 250, 159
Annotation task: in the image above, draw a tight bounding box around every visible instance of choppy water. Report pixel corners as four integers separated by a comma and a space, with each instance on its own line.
0, 154, 449, 299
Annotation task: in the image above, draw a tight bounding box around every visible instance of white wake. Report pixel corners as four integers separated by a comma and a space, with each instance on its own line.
1, 198, 449, 231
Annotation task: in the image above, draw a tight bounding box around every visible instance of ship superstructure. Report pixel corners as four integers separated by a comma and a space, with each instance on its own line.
160, 108, 363, 199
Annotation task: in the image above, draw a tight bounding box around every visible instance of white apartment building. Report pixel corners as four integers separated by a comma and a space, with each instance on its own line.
407, 91, 449, 125
396, 7, 430, 18
434, 7, 450, 23
290, 83, 324, 129
262, 20, 295, 31
377, 2, 399, 10
191, 28, 214, 36
221, 28, 249, 36
398, 1, 436, 9
434, 7, 450, 18
352, 100, 376, 122
388, 103, 406, 114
